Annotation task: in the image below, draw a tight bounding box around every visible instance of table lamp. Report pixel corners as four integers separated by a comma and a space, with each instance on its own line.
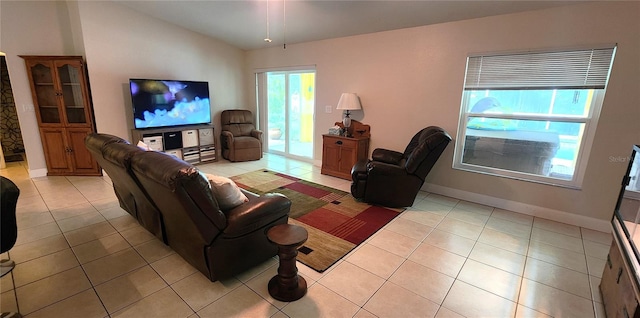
336, 93, 362, 136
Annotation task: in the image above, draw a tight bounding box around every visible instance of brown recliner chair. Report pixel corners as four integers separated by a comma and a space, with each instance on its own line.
351, 126, 452, 208
130, 150, 290, 281
220, 110, 263, 162
85, 134, 166, 243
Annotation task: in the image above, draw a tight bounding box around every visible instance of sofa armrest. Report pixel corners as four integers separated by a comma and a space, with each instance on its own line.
372, 148, 404, 165
250, 129, 263, 141
367, 161, 407, 177
223, 193, 291, 238
351, 159, 370, 181
221, 131, 234, 148
350, 159, 369, 199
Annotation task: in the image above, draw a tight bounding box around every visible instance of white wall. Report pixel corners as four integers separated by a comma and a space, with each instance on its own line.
245, 2, 640, 227
1, 1, 247, 177
1, 1, 83, 176
76, 1, 247, 140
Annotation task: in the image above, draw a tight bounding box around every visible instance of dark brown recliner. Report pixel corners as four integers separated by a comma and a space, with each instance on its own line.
130, 150, 290, 281
220, 110, 263, 162
85, 133, 166, 243
351, 126, 452, 208
1, 176, 20, 278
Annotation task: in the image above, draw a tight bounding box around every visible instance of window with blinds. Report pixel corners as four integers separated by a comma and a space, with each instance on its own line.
453, 46, 616, 188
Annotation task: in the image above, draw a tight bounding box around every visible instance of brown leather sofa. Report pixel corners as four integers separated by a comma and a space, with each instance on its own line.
85, 133, 291, 281
351, 126, 451, 208
220, 110, 263, 162
85, 134, 166, 242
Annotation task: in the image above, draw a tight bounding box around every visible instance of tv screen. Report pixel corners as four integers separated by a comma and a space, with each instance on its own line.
130, 79, 212, 129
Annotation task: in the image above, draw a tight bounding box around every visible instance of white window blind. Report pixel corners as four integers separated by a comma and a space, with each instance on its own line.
455, 45, 617, 188
465, 47, 616, 90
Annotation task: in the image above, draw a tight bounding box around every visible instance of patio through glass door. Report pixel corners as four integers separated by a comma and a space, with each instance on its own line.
261, 70, 315, 159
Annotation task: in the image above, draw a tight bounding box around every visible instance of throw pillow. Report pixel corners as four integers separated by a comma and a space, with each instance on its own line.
136, 140, 151, 151
204, 173, 248, 210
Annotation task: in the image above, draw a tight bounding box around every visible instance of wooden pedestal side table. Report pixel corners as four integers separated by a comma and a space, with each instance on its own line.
267, 224, 308, 302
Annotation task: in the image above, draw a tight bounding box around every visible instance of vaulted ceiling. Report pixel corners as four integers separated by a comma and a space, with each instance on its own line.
117, 1, 585, 50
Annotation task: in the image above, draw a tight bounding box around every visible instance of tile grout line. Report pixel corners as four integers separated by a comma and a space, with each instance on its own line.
581, 228, 601, 318
514, 211, 534, 317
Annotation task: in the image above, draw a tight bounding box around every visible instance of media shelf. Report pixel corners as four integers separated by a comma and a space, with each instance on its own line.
131, 124, 217, 165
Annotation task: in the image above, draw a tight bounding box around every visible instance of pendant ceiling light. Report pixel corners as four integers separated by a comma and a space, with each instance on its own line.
264, 0, 286, 48
264, 0, 272, 42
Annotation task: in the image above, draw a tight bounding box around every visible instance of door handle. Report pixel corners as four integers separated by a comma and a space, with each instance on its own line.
336, 140, 343, 145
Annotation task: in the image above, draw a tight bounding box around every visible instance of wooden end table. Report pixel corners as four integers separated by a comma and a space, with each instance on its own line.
267, 224, 308, 302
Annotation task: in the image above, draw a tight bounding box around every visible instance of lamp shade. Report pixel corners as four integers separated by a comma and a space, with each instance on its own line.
336, 93, 362, 111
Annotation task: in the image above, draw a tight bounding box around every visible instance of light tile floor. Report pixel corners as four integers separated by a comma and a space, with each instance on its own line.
0, 153, 611, 317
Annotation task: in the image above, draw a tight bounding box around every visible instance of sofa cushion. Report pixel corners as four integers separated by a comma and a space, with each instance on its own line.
233, 136, 261, 149
227, 110, 253, 124
221, 110, 256, 137
102, 142, 142, 168
222, 193, 290, 238
205, 174, 249, 210
136, 140, 151, 150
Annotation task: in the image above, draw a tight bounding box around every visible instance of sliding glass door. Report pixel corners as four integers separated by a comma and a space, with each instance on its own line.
259, 70, 315, 159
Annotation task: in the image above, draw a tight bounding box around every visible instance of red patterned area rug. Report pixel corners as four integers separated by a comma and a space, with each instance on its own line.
231, 170, 404, 272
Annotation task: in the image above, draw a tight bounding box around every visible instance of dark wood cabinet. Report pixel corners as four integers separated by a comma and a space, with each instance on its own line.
601, 145, 640, 318
321, 134, 369, 180
22, 56, 100, 176
601, 238, 640, 318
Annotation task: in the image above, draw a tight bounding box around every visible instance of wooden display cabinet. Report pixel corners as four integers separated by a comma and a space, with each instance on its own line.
21, 56, 100, 176
321, 120, 371, 180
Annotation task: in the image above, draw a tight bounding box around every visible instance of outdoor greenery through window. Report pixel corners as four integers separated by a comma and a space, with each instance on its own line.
261, 70, 315, 159
454, 46, 616, 188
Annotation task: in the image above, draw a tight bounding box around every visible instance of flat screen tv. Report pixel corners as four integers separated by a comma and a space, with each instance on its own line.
130, 79, 211, 129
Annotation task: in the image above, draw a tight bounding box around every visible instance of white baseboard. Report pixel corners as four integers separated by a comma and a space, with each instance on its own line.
423, 183, 611, 233
29, 168, 47, 178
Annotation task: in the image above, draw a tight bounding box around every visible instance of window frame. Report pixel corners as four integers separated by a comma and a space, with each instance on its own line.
453, 46, 615, 189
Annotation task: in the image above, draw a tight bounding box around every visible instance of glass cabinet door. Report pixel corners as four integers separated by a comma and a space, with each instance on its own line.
29, 62, 61, 124
615, 146, 640, 240
56, 61, 88, 124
